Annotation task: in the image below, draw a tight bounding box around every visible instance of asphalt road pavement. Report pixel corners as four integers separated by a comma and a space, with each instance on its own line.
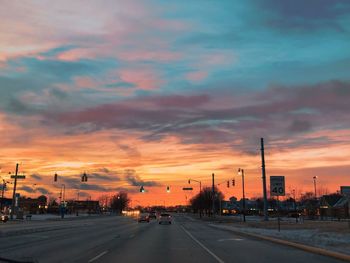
0, 214, 345, 263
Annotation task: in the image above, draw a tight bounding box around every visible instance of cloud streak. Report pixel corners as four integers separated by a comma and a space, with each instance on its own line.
124, 170, 160, 187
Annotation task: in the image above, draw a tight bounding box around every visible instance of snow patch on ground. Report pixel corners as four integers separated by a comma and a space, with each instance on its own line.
219, 225, 350, 255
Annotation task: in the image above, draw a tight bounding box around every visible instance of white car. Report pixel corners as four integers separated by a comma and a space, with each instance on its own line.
158, 213, 172, 224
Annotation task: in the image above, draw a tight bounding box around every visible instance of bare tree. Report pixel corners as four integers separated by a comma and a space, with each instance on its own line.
110, 192, 130, 214
190, 186, 224, 216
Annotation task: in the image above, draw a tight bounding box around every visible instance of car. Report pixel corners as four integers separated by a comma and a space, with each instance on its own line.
149, 211, 157, 219
288, 211, 302, 218
1, 213, 9, 223
138, 213, 150, 223
158, 213, 172, 224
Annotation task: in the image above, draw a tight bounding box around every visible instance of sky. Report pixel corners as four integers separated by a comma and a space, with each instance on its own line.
1, 0, 350, 205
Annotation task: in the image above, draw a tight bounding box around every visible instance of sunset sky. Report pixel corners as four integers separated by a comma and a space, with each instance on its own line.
1, 0, 350, 205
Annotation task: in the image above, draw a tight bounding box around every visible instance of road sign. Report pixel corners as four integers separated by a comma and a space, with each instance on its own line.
270, 176, 285, 196
11, 175, 25, 179
182, 187, 193, 191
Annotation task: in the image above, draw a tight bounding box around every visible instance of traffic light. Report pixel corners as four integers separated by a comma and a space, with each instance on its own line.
82, 172, 88, 182
227, 181, 230, 188
232, 179, 235, 186
140, 186, 145, 193
54, 173, 58, 182
166, 186, 170, 193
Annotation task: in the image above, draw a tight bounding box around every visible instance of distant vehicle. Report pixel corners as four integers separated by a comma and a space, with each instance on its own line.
287, 212, 302, 218
158, 213, 172, 224
138, 213, 150, 223
149, 211, 157, 219
1, 213, 9, 223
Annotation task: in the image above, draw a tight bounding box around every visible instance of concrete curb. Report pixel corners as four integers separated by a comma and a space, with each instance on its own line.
209, 224, 350, 262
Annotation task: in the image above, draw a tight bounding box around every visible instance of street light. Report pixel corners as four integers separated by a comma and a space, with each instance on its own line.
238, 168, 246, 222
189, 179, 202, 218
313, 176, 318, 199
59, 184, 66, 219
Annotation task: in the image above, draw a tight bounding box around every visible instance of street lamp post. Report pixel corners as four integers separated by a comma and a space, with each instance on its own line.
59, 184, 66, 219
313, 176, 318, 199
238, 168, 246, 222
189, 179, 202, 218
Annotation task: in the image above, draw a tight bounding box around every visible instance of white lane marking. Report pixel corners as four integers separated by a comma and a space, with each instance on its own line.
129, 234, 135, 238
218, 238, 243, 242
180, 226, 225, 263
88, 250, 108, 263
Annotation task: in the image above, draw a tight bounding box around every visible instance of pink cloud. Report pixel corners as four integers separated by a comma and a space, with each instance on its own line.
74, 76, 99, 89
56, 48, 94, 61
119, 68, 164, 90
118, 50, 182, 62
186, 71, 208, 82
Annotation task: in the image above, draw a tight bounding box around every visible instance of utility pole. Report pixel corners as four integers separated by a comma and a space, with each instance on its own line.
10, 163, 19, 220
261, 138, 269, 221
212, 173, 215, 217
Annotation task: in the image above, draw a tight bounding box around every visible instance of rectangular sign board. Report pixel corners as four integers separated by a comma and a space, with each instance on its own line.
270, 176, 285, 196
340, 186, 350, 196
182, 187, 193, 191
11, 175, 25, 179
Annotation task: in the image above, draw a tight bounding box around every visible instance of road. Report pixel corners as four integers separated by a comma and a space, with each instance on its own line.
0, 214, 345, 263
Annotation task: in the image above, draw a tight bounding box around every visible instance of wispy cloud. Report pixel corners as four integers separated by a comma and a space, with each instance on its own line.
124, 170, 160, 187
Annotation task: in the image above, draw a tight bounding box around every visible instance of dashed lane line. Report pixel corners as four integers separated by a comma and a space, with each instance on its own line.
180, 225, 225, 263
88, 250, 108, 263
